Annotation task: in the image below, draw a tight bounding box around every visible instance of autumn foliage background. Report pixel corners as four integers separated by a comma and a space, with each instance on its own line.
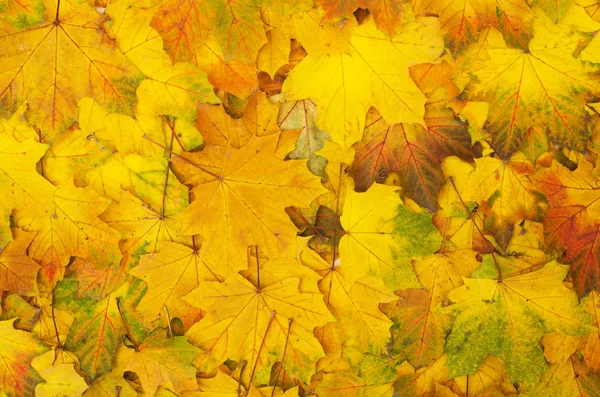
3, 0, 600, 395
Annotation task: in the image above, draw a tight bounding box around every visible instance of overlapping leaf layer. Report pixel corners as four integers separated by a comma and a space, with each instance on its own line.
1, 0, 600, 396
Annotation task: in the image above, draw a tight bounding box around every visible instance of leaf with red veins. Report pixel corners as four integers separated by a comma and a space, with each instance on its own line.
0, 0, 142, 139
350, 89, 472, 211
64, 283, 128, 380
530, 159, 600, 281
381, 251, 480, 368
71, 257, 129, 300
0, 229, 40, 296
461, 16, 599, 158
197, 38, 257, 98
565, 224, 600, 298
411, 0, 533, 50
150, 0, 209, 62
205, 0, 266, 64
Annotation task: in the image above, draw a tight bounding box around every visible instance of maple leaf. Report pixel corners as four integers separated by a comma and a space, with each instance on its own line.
31, 349, 89, 396
150, 0, 208, 63
411, 0, 534, 50
124, 329, 201, 396
135, 61, 219, 124
521, 354, 600, 396
0, 318, 49, 397
22, 185, 122, 288
381, 251, 480, 368
195, 371, 263, 396
315, 371, 394, 397
129, 241, 223, 326
315, 354, 398, 397
531, 158, 600, 297
442, 154, 545, 250
69, 257, 128, 301
339, 183, 442, 291
301, 248, 396, 356
173, 134, 325, 277
183, 258, 334, 386
349, 88, 472, 210
0, 0, 44, 29
202, 0, 266, 64
283, 16, 443, 149
2, 0, 600, 394
315, 0, 414, 37
0, 0, 142, 136
0, 134, 52, 251
461, 14, 599, 158
41, 121, 112, 187
195, 90, 278, 149
580, 0, 600, 22
0, 230, 40, 295
63, 283, 128, 380
105, 0, 173, 79
197, 38, 258, 98
83, 344, 138, 397
575, 292, 600, 384
278, 99, 329, 177
257, 9, 292, 79
440, 261, 592, 386
443, 355, 518, 396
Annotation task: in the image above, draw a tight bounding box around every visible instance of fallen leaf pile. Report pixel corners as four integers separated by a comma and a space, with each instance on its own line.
3, 0, 600, 395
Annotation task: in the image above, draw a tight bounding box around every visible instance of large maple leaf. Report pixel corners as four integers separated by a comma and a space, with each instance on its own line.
183, 258, 334, 386
124, 329, 201, 396
283, 16, 443, 149
1, 0, 600, 394
0, 0, 142, 136
339, 183, 442, 291
173, 134, 325, 277
349, 88, 472, 210
461, 14, 599, 158
410, 0, 534, 50
440, 261, 592, 387
531, 158, 600, 297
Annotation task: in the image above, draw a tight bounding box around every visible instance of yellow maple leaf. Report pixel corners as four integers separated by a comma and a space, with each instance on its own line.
174, 134, 325, 277
339, 183, 442, 291
0, 318, 49, 396
183, 257, 334, 385
301, 248, 395, 355
0, 0, 142, 136
283, 16, 443, 149
462, 10, 599, 157
31, 348, 89, 396
124, 329, 201, 396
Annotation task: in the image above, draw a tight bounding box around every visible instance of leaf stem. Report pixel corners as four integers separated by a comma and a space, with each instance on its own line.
270, 318, 293, 396
248, 310, 276, 389
115, 297, 140, 350
142, 134, 222, 181
55, 0, 60, 22
51, 288, 62, 348
237, 360, 248, 397
255, 245, 261, 291
163, 306, 173, 338
160, 117, 175, 219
